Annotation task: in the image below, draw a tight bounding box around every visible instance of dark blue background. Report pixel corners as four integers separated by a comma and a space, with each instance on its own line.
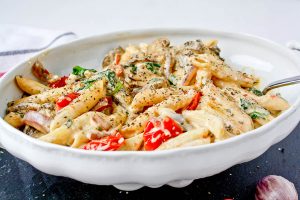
1, 123, 299, 200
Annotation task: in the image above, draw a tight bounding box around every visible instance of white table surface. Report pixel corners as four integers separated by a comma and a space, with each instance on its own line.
1, 0, 299, 44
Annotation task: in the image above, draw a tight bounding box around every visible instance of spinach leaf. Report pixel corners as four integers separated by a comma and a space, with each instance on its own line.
130, 64, 137, 74
240, 98, 251, 110
72, 66, 97, 77
99, 69, 123, 95
249, 111, 266, 119
112, 81, 123, 94
145, 62, 161, 74
249, 88, 263, 96
76, 79, 97, 91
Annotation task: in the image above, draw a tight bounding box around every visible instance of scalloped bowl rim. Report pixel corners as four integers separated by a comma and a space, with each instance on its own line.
0, 28, 300, 158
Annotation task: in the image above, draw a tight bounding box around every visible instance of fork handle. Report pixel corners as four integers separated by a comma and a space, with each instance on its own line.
262, 75, 300, 94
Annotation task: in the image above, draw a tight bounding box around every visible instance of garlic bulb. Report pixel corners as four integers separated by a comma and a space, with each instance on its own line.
255, 175, 298, 200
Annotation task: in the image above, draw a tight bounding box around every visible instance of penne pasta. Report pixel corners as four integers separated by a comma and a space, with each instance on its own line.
50, 79, 105, 131
40, 111, 111, 146
4, 112, 24, 128
118, 133, 144, 151
130, 87, 178, 113
182, 110, 225, 140
16, 75, 49, 95
157, 128, 210, 150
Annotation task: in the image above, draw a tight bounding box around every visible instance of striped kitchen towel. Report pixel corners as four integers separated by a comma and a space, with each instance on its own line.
0, 24, 76, 77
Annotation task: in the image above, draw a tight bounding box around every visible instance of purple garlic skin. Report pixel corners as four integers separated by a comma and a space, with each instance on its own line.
255, 175, 298, 200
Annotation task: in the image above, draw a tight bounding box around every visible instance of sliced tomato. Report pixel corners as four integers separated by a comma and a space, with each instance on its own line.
143, 117, 183, 151
49, 76, 68, 88
186, 92, 202, 110
94, 96, 113, 112
56, 92, 80, 110
162, 116, 183, 139
144, 118, 164, 151
114, 54, 121, 65
83, 131, 124, 151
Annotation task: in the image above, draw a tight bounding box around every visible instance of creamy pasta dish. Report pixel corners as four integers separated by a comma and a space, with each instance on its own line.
4, 38, 289, 151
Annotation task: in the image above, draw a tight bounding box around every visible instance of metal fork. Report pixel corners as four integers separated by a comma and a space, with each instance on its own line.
262, 75, 300, 94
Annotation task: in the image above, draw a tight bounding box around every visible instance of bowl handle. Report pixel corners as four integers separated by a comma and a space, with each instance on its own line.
287, 41, 300, 52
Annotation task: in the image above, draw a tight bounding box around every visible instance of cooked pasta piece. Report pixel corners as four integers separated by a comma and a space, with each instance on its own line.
157, 128, 210, 150
40, 111, 111, 146
221, 87, 274, 125
16, 75, 49, 95
130, 87, 177, 113
50, 79, 105, 131
118, 133, 144, 151
202, 82, 254, 133
9, 84, 73, 106
121, 90, 196, 138
182, 110, 226, 140
4, 112, 24, 128
108, 105, 128, 128
214, 79, 289, 112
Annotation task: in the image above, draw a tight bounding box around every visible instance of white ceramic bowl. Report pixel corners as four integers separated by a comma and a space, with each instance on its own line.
1, 29, 300, 191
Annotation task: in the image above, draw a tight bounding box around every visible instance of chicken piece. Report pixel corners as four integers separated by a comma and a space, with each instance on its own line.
147, 38, 176, 78
7, 102, 42, 113
193, 54, 258, 87
147, 38, 170, 63
119, 45, 146, 66
142, 77, 168, 90
202, 82, 254, 133
32, 61, 60, 83
102, 46, 125, 68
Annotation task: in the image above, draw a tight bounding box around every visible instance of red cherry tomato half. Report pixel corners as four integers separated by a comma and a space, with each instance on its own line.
56, 92, 80, 110
143, 117, 183, 151
94, 96, 113, 112
49, 76, 68, 88
83, 132, 124, 151
144, 118, 164, 151
186, 92, 202, 110
162, 116, 183, 139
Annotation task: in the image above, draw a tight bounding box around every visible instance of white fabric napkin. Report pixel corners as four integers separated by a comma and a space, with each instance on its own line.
0, 24, 76, 77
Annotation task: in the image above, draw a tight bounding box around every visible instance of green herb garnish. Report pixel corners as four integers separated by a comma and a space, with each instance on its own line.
72, 66, 97, 77
81, 79, 97, 90
112, 82, 123, 94
65, 119, 73, 128
240, 98, 251, 110
145, 62, 161, 74
249, 88, 263, 96
130, 64, 137, 74
249, 111, 266, 119
99, 69, 123, 95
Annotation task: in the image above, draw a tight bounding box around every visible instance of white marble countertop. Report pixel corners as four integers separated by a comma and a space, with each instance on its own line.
1, 0, 299, 44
